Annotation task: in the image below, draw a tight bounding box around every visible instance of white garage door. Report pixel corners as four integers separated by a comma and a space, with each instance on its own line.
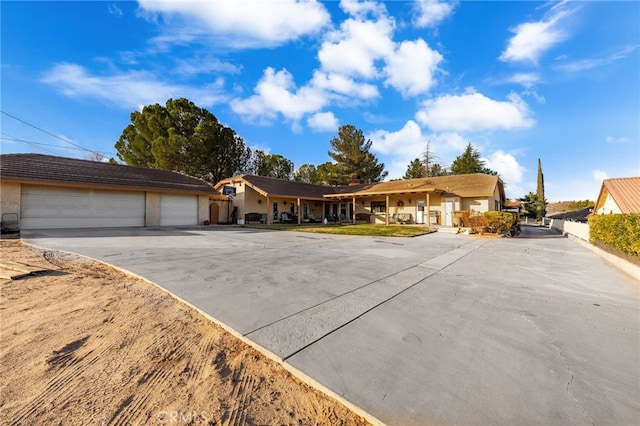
21, 185, 145, 229
160, 194, 198, 226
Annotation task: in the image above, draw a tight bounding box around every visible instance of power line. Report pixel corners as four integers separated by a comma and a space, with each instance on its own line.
1, 134, 117, 157
0, 134, 62, 156
1, 110, 105, 155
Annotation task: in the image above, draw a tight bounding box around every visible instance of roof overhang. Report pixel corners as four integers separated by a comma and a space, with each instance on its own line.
323, 187, 442, 198
1, 177, 217, 196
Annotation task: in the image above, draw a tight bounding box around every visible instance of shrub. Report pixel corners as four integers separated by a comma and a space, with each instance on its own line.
467, 214, 486, 234
589, 214, 640, 258
484, 211, 515, 234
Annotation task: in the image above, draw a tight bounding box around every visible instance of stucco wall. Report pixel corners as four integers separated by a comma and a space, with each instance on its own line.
198, 195, 209, 224
596, 193, 622, 215
461, 198, 489, 214
0, 181, 21, 222
145, 192, 161, 226
549, 219, 590, 241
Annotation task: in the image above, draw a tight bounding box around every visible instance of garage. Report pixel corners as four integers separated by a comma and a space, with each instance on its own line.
21, 185, 146, 229
1, 154, 221, 230
160, 194, 198, 226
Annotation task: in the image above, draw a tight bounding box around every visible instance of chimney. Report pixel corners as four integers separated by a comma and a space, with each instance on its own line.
348, 174, 363, 186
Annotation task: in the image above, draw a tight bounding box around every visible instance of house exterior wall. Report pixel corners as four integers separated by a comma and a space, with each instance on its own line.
549, 219, 590, 241
1, 181, 207, 228
198, 195, 209, 225
596, 192, 622, 214
145, 192, 161, 226
0, 181, 21, 221
461, 198, 489, 214
210, 200, 230, 223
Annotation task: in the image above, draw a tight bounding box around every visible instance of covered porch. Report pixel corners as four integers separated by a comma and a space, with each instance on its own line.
323, 186, 444, 226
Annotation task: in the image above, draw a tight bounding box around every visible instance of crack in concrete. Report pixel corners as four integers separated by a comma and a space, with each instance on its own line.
521, 315, 596, 426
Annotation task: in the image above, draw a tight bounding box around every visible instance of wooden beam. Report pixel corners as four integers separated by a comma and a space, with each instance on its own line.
266, 195, 271, 224
352, 196, 356, 223
385, 194, 390, 225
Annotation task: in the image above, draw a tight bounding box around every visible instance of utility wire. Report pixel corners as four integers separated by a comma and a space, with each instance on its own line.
0, 134, 62, 156
1, 110, 103, 155
1, 133, 116, 157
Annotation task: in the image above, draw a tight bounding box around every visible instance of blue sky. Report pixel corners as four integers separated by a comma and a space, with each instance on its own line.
2, 1, 639, 202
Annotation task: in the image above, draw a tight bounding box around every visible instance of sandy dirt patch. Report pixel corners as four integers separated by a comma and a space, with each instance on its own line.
0, 240, 370, 425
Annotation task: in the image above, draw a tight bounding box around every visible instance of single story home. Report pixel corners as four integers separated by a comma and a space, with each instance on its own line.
0, 153, 224, 229
594, 177, 640, 215
214, 173, 505, 226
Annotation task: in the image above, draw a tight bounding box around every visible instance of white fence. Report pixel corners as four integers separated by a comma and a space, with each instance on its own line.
548, 219, 590, 241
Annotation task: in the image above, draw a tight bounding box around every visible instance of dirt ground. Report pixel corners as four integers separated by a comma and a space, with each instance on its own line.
0, 240, 370, 426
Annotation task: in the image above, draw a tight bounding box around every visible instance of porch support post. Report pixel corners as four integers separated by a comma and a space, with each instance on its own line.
385, 194, 390, 225
322, 201, 326, 225
426, 193, 431, 227
266, 195, 271, 224
352, 196, 356, 223
297, 197, 301, 224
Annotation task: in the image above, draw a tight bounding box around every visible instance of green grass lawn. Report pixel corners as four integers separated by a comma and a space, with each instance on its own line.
244, 223, 436, 237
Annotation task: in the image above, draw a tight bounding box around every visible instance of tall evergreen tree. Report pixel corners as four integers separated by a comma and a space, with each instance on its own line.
115, 98, 251, 184
536, 158, 546, 221
403, 158, 427, 179
449, 142, 497, 175
293, 164, 321, 184
429, 163, 448, 176
250, 151, 294, 179
327, 124, 387, 184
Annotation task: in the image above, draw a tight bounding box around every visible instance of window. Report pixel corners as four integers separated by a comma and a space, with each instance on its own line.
371, 201, 386, 213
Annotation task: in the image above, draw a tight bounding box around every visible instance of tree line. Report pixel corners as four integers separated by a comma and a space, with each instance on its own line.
114, 98, 499, 187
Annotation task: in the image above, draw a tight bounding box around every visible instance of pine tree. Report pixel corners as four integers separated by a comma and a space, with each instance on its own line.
327, 124, 387, 184
403, 158, 427, 179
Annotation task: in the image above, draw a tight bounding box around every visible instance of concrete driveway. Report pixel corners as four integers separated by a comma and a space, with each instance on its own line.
22, 225, 639, 425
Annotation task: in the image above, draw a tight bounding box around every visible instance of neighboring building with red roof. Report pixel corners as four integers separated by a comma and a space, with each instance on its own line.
594, 177, 640, 215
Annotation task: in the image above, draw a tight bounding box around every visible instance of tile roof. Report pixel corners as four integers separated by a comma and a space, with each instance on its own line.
598, 177, 640, 213
0, 153, 218, 195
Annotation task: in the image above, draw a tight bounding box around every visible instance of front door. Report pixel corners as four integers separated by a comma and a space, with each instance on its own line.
443, 198, 455, 226
416, 200, 425, 224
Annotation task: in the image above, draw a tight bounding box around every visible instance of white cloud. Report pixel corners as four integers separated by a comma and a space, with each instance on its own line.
339, 0, 388, 18
307, 112, 339, 132
383, 38, 443, 97
310, 71, 379, 100
318, 15, 395, 79
230, 67, 327, 122
367, 122, 474, 180
41, 62, 226, 108
415, 91, 535, 132
173, 56, 241, 77
108, 3, 123, 17
484, 150, 526, 198
369, 120, 427, 157
605, 136, 629, 144
412, 0, 458, 28
507, 72, 540, 88
499, 2, 574, 64
592, 169, 610, 182
554, 44, 640, 72
137, 0, 331, 49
